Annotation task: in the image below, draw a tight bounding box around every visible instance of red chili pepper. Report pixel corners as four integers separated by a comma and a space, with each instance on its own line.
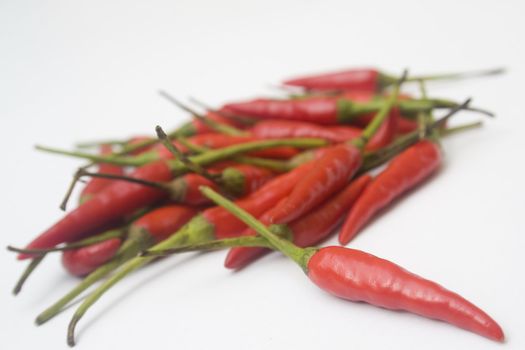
283, 67, 504, 93
251, 120, 362, 143
62, 238, 122, 277
202, 161, 315, 239
268, 143, 363, 224
191, 111, 247, 134
307, 246, 504, 341
284, 68, 381, 92
200, 187, 504, 343
18, 160, 173, 260
222, 95, 455, 125
225, 174, 371, 269
339, 140, 442, 245
266, 75, 406, 224
79, 145, 124, 204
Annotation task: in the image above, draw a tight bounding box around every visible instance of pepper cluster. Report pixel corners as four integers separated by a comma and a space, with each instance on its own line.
9, 66, 505, 346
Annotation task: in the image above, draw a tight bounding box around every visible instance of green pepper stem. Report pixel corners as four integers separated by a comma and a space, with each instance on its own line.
75, 140, 127, 149
35, 145, 156, 166
178, 137, 291, 172
168, 137, 328, 174
156, 126, 222, 184
12, 256, 45, 295
36, 231, 150, 326
440, 121, 483, 136
142, 236, 272, 256
405, 67, 505, 83
359, 100, 472, 174
199, 186, 314, 271
352, 69, 408, 149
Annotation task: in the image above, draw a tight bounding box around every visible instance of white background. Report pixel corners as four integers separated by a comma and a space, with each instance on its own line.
1, 1, 524, 349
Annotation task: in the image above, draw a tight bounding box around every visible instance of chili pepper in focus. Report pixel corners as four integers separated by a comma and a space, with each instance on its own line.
225, 174, 371, 269
282, 67, 505, 92
199, 187, 505, 342
339, 139, 442, 245
79, 145, 125, 204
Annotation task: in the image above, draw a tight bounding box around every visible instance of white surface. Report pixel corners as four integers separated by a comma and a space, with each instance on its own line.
1, 1, 524, 349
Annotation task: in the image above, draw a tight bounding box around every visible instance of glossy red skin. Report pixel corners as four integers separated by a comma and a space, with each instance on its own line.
153, 133, 299, 160
202, 162, 315, 239
62, 238, 122, 277
18, 161, 173, 260
79, 145, 125, 203
223, 97, 339, 125
251, 120, 362, 143
174, 165, 274, 205
269, 143, 362, 224
307, 246, 504, 341
225, 175, 372, 269
283, 68, 380, 92
339, 140, 442, 245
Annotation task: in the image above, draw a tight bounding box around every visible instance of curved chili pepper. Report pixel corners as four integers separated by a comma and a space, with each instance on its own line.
199, 187, 505, 343
251, 120, 362, 142
79, 145, 125, 204
339, 140, 442, 245
307, 246, 504, 341
225, 174, 371, 269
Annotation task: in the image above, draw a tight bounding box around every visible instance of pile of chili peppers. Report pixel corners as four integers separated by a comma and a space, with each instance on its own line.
8, 66, 506, 346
